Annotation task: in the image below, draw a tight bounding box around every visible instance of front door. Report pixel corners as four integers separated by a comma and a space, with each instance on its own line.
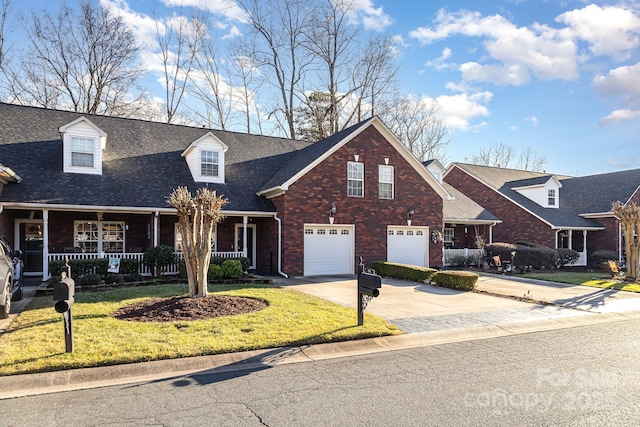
18, 220, 44, 275
235, 224, 256, 270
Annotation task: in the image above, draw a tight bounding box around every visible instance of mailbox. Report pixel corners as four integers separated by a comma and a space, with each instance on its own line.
358, 272, 381, 297
53, 277, 75, 313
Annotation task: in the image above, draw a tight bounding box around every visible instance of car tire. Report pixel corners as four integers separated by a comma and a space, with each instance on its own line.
0, 284, 10, 319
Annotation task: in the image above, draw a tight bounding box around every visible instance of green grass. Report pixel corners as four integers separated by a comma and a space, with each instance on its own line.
521, 272, 640, 293
0, 283, 402, 376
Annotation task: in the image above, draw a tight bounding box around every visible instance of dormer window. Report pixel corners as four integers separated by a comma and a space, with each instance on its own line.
71, 137, 95, 168
548, 189, 556, 206
59, 116, 106, 175
201, 150, 219, 177
182, 132, 228, 183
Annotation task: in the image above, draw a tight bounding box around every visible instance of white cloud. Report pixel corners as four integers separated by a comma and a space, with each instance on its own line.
409, 9, 578, 85
598, 109, 640, 126
606, 155, 638, 169
160, 0, 247, 23
593, 62, 640, 124
344, 0, 394, 31
433, 91, 492, 130
556, 4, 640, 59
593, 62, 640, 104
101, 0, 162, 49
525, 116, 538, 127
425, 47, 453, 70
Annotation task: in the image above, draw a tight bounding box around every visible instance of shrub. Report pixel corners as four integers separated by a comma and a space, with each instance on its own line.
124, 273, 144, 283
430, 271, 479, 291
556, 248, 580, 267
370, 261, 437, 282
207, 264, 223, 281
448, 255, 480, 267
211, 256, 250, 272
76, 273, 102, 287
486, 242, 558, 270
105, 273, 125, 284
118, 258, 139, 275
590, 250, 618, 267
601, 260, 620, 277
220, 260, 243, 279
143, 245, 176, 277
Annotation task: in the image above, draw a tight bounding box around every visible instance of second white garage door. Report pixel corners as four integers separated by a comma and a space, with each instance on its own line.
304, 224, 354, 276
387, 226, 429, 267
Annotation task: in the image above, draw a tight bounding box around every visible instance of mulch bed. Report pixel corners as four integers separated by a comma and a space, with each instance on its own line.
112, 295, 268, 322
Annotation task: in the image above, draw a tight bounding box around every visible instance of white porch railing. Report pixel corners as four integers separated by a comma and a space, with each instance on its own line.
48, 251, 245, 276
443, 248, 485, 267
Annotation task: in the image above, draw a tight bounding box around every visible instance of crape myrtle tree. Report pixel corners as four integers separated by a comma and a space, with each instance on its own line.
167, 186, 227, 297
611, 201, 640, 281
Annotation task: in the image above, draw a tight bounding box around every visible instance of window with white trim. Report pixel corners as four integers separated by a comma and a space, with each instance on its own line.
71, 137, 95, 168
443, 228, 454, 243
201, 150, 219, 177
348, 162, 364, 197
74, 221, 124, 253
379, 165, 394, 199
175, 223, 216, 252
548, 189, 556, 206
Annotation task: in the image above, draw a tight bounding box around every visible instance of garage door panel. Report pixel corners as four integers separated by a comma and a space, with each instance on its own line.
387, 227, 428, 267
304, 225, 354, 276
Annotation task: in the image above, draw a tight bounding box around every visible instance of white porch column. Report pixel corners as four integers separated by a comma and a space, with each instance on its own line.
154, 211, 159, 247
43, 209, 50, 279
489, 223, 494, 244
242, 215, 248, 258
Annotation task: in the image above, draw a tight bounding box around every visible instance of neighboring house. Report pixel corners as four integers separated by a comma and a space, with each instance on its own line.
424, 160, 501, 265
444, 162, 640, 265
0, 103, 450, 279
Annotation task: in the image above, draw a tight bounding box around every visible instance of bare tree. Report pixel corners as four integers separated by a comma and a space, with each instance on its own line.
304, 0, 398, 133
466, 142, 547, 171
0, 0, 10, 69
167, 187, 227, 297
381, 95, 450, 162
5, 1, 145, 116
612, 201, 640, 281
187, 16, 234, 130
155, 7, 198, 123
229, 47, 265, 134
238, 0, 315, 139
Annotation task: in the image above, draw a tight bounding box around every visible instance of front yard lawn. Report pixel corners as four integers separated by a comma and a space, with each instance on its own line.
521, 272, 640, 293
0, 283, 401, 376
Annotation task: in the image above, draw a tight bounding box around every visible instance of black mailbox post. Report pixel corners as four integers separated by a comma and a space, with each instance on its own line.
357, 257, 382, 326
53, 262, 75, 353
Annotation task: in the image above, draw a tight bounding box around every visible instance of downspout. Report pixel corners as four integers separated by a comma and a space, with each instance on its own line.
274, 214, 288, 278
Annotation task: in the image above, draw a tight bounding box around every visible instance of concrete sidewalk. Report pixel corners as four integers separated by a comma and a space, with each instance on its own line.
1, 273, 640, 399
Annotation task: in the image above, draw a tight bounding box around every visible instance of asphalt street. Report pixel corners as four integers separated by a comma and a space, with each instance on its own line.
1, 317, 639, 426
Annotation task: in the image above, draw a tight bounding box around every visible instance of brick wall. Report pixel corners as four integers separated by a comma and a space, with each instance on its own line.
444, 166, 555, 247
273, 125, 443, 276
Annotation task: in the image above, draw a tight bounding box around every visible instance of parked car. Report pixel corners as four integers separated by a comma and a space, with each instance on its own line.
0, 236, 23, 319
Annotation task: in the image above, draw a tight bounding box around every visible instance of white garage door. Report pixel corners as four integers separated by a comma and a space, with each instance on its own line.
387, 226, 429, 267
304, 225, 354, 276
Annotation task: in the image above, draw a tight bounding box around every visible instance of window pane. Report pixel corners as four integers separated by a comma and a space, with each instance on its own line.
347, 162, 364, 197
71, 137, 95, 167
201, 150, 219, 177
379, 165, 394, 199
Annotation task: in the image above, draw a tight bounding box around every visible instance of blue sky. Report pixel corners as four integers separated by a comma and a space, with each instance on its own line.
6, 0, 640, 176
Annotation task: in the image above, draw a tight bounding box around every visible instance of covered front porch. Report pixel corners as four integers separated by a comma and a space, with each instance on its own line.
4, 206, 280, 279
442, 221, 496, 267
556, 229, 588, 266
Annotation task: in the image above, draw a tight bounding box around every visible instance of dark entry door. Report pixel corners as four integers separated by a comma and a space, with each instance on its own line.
20, 222, 44, 273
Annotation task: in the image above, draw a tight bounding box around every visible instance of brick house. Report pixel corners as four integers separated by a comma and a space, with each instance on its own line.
444, 162, 640, 265
0, 103, 450, 279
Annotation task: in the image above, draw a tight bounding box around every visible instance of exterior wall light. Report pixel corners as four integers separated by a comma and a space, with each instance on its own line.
407, 209, 414, 226
329, 203, 337, 224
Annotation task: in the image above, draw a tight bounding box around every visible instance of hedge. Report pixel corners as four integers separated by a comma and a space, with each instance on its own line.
49, 257, 139, 281
486, 242, 557, 270
208, 260, 244, 281
430, 271, 479, 291
370, 261, 437, 282
589, 250, 618, 267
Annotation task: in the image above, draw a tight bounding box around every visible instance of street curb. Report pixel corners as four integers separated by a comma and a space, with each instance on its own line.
2, 308, 640, 400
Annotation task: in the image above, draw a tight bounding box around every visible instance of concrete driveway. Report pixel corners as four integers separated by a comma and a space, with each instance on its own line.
272, 275, 601, 333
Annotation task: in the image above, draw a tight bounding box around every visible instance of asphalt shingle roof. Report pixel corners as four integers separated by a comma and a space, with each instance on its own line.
451, 163, 640, 229
0, 103, 312, 212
